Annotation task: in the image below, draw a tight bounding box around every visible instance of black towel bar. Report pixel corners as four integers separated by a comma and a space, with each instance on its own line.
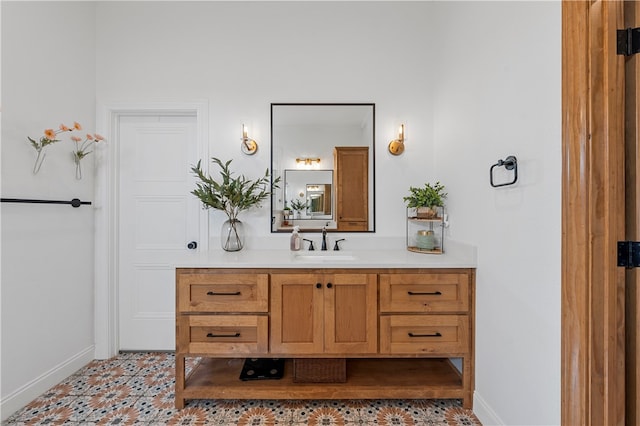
1, 198, 92, 208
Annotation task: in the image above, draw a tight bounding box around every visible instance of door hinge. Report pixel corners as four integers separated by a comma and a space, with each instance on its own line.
617, 27, 640, 56
618, 241, 640, 268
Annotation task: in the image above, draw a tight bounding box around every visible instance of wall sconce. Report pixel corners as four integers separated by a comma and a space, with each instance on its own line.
240, 124, 258, 155
388, 124, 405, 155
296, 158, 321, 166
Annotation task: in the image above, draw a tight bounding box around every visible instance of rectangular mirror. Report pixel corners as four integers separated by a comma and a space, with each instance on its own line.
271, 103, 375, 232
284, 169, 333, 221
307, 184, 332, 216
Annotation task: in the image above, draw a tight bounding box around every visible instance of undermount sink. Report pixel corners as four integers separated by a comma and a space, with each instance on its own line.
292, 251, 357, 262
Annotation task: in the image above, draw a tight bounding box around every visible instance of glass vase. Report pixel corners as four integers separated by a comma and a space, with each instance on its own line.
75, 160, 82, 180
32, 147, 47, 174
72, 152, 83, 179
221, 219, 244, 251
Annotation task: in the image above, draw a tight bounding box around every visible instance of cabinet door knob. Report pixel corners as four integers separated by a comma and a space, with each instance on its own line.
316, 283, 322, 289
187, 241, 198, 250
326, 283, 333, 288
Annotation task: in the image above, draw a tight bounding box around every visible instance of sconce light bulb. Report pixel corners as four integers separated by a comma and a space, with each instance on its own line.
242, 124, 248, 140
399, 124, 405, 141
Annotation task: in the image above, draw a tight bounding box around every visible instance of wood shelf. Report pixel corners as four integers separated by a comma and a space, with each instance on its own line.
408, 217, 444, 222
407, 246, 443, 255
181, 357, 464, 401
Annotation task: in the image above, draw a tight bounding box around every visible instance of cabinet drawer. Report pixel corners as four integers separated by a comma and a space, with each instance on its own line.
380, 315, 469, 355
379, 273, 469, 313
183, 315, 268, 354
177, 272, 268, 313
338, 221, 367, 231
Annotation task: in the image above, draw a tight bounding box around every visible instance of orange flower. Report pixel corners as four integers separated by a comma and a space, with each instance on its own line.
94, 133, 105, 141
44, 129, 56, 139
73, 122, 82, 131
71, 136, 82, 142
59, 124, 70, 132
86, 133, 93, 140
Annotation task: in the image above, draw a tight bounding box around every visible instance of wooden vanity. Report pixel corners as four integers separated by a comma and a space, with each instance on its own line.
175, 266, 475, 408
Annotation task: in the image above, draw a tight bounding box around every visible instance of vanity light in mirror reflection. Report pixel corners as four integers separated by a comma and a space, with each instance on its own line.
296, 157, 321, 168
271, 103, 375, 232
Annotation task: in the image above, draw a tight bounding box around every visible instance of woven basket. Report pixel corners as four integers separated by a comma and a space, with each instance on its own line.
292, 358, 346, 383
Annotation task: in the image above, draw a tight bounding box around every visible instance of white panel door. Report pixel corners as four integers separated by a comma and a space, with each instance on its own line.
118, 114, 200, 350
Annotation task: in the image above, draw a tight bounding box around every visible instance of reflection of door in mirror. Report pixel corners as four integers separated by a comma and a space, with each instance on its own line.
334, 146, 368, 231
307, 184, 332, 216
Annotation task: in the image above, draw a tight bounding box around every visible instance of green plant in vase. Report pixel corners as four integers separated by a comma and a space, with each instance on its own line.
191, 158, 280, 251
403, 181, 447, 219
282, 202, 292, 225
290, 199, 308, 218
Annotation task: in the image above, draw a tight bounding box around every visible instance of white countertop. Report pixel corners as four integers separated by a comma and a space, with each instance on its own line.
174, 241, 476, 269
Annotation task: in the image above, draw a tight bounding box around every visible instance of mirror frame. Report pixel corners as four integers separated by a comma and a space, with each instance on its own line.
270, 102, 376, 233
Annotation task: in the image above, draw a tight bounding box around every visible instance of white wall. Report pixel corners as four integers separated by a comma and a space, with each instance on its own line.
1, 2, 561, 424
432, 2, 561, 425
94, 1, 438, 240
1, 1, 97, 420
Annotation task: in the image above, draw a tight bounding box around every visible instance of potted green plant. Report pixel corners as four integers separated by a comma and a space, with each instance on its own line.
403, 181, 447, 219
191, 157, 280, 251
290, 199, 308, 218
282, 202, 292, 225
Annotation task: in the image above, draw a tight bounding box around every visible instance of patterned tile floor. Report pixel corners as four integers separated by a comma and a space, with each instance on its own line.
3, 352, 481, 425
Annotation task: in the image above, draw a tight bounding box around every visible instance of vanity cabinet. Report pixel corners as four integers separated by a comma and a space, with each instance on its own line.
334, 147, 368, 231
176, 267, 475, 409
270, 272, 377, 354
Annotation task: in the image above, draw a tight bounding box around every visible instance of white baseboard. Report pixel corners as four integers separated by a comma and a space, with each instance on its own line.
474, 391, 505, 426
0, 345, 95, 421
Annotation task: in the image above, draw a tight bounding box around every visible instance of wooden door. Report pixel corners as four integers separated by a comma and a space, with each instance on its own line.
334, 147, 369, 230
562, 1, 626, 425
324, 273, 378, 354
270, 273, 324, 354
626, 2, 640, 425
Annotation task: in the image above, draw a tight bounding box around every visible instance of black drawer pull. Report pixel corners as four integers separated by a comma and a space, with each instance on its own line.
407, 291, 442, 296
408, 332, 442, 338
206, 291, 241, 296
316, 283, 322, 289
326, 283, 333, 288
206, 332, 241, 338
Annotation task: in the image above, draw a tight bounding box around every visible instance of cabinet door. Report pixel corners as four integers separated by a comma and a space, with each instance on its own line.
270, 273, 324, 354
334, 147, 368, 230
324, 273, 378, 354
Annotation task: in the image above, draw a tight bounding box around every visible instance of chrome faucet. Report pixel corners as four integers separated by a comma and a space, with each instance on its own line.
321, 227, 328, 251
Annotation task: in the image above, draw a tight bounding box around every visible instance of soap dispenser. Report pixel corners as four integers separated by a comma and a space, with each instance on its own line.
290, 226, 302, 251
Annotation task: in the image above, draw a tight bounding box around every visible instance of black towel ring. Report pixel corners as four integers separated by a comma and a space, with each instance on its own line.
490, 156, 518, 188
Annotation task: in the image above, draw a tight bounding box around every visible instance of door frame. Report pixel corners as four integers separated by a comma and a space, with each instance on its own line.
94, 101, 209, 359
562, 1, 626, 425
624, 3, 640, 424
